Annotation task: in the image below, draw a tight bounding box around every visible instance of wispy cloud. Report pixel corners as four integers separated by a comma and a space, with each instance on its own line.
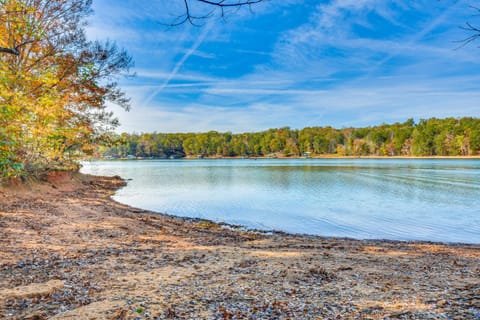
316, 0, 379, 29
141, 24, 213, 107
115, 71, 480, 132
370, 2, 460, 73
135, 70, 219, 83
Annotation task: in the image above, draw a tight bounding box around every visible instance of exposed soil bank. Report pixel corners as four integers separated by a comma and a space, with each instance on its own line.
0, 173, 479, 319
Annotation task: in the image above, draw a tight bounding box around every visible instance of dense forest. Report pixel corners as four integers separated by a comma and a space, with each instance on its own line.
99, 117, 480, 159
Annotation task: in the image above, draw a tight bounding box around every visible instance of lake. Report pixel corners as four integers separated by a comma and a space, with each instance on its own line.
80, 159, 480, 243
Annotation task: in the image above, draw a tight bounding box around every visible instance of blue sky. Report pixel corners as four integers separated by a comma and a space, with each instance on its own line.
87, 0, 480, 133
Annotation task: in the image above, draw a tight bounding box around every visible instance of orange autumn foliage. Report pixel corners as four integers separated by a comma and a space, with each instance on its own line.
0, 0, 132, 179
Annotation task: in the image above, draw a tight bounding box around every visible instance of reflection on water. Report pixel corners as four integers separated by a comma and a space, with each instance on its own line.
81, 159, 480, 243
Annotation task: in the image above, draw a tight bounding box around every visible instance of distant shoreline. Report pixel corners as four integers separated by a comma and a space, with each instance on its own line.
95, 155, 480, 161
101, 118, 480, 162
187, 155, 480, 159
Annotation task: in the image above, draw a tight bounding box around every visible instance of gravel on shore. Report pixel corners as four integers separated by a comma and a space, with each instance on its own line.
0, 172, 479, 319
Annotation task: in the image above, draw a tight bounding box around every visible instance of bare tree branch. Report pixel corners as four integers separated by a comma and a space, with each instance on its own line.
456, 5, 480, 49
163, 0, 267, 26
195, 0, 265, 7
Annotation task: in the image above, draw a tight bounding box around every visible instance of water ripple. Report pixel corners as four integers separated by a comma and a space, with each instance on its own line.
82, 159, 480, 244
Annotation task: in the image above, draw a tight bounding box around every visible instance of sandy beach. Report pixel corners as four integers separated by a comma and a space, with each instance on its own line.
0, 172, 479, 319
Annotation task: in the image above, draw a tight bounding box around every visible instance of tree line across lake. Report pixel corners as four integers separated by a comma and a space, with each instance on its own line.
99, 117, 480, 159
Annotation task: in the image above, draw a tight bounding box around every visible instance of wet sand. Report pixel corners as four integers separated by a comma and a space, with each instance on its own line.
0, 172, 479, 319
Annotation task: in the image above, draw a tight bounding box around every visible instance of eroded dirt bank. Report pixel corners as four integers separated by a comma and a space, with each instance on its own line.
0, 172, 479, 319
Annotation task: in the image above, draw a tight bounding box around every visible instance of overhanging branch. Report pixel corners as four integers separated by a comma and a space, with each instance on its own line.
0, 47, 20, 55
0, 40, 35, 56
164, 0, 267, 26
195, 0, 265, 7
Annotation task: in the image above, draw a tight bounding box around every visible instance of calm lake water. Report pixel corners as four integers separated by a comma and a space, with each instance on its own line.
80, 159, 480, 243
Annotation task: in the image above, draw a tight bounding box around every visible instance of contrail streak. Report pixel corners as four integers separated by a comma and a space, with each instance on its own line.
142, 25, 212, 107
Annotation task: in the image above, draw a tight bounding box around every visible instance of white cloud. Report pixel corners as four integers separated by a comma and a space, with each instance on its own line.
316, 0, 379, 29
114, 72, 480, 133
112, 103, 299, 133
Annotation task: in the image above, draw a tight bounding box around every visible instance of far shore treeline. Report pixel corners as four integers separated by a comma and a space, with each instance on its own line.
98, 117, 480, 159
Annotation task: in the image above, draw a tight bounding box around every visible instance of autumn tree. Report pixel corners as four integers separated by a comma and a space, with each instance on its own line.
0, 0, 132, 180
